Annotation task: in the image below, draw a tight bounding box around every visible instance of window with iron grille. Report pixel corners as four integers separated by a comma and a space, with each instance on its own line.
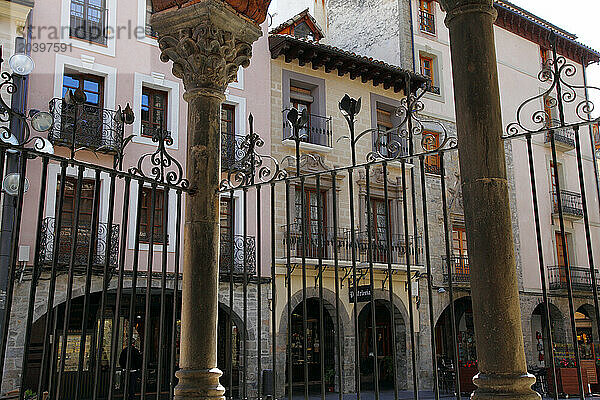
140, 187, 166, 244
70, 0, 107, 45
141, 87, 168, 138
221, 104, 237, 169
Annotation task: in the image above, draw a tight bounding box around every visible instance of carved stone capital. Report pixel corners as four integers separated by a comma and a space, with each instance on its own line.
438, 0, 497, 26
151, 0, 262, 98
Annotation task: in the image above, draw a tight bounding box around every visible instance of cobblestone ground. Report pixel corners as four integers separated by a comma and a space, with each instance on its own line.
287, 390, 599, 400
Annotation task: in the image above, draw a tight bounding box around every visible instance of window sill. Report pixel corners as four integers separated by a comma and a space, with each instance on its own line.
282, 139, 332, 153
420, 29, 437, 37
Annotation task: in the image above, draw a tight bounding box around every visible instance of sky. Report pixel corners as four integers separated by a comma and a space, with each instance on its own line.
497, 0, 600, 117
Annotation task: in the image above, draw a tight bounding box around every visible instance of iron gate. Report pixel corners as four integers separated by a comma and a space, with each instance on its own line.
0, 35, 599, 400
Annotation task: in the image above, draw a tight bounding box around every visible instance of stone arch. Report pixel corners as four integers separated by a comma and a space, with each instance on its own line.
355, 290, 409, 391
529, 301, 567, 368
275, 286, 351, 396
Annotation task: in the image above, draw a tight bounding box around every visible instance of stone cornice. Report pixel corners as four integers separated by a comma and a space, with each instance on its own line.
150, 0, 262, 97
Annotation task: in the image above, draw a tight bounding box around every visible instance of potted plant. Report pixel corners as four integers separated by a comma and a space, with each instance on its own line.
324, 368, 336, 392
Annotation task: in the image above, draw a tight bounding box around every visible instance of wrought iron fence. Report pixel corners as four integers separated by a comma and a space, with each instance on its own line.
222, 132, 246, 171
0, 30, 599, 400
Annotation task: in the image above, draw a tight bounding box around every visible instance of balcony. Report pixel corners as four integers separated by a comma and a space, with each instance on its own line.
551, 190, 583, 219
548, 265, 600, 292
282, 224, 423, 266
419, 10, 436, 34
426, 85, 441, 95
38, 217, 120, 275
545, 128, 575, 150
48, 98, 125, 154
442, 255, 470, 286
220, 233, 256, 276
221, 132, 245, 171
283, 110, 332, 148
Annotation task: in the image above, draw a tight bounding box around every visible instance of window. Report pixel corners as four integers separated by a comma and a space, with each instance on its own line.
452, 226, 469, 276
140, 187, 166, 244
419, 0, 435, 34
57, 177, 98, 227
593, 124, 600, 152
141, 87, 168, 138
294, 187, 327, 258
375, 107, 406, 158
541, 47, 551, 67
145, 0, 157, 38
370, 197, 392, 263
289, 86, 314, 143
424, 131, 441, 174
420, 54, 439, 94
293, 22, 313, 40
70, 0, 107, 45
220, 196, 234, 240
60, 73, 105, 148
555, 232, 570, 267
221, 104, 237, 170
62, 73, 104, 107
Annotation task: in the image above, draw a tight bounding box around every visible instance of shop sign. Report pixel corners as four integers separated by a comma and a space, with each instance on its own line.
349, 285, 372, 303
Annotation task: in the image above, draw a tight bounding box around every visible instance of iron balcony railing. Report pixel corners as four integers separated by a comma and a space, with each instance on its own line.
221, 132, 246, 171
69, 0, 107, 45
548, 265, 600, 292
38, 217, 120, 274
545, 128, 575, 148
283, 110, 333, 147
551, 190, 584, 218
48, 98, 125, 154
442, 255, 470, 285
220, 233, 256, 275
419, 10, 436, 34
282, 224, 423, 265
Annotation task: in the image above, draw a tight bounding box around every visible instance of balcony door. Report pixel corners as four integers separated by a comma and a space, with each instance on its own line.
221, 104, 236, 170
56, 177, 100, 265
295, 188, 327, 258
556, 231, 572, 286
369, 197, 391, 263
220, 196, 236, 272
61, 73, 105, 148
70, 0, 107, 44
290, 85, 312, 142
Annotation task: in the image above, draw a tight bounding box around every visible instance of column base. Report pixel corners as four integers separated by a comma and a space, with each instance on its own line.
174, 368, 226, 400
471, 373, 540, 400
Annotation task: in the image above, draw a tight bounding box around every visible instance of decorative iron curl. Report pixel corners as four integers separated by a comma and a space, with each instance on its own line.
129, 127, 189, 189
219, 114, 288, 190
506, 52, 600, 138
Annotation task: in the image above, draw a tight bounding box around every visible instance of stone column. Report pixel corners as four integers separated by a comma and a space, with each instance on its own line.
150, 2, 262, 399
437, 1, 539, 399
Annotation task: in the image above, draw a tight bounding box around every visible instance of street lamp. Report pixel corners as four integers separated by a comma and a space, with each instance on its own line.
8, 53, 34, 76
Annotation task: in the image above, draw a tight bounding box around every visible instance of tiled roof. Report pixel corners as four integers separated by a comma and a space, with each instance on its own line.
269, 34, 427, 93
269, 8, 325, 40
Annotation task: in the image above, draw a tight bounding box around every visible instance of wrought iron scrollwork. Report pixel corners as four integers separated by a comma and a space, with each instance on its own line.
129, 127, 190, 189
505, 37, 600, 139
339, 89, 457, 164
220, 114, 288, 190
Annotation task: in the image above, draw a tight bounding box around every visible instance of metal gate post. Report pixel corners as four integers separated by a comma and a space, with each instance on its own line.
438, 1, 539, 399
150, 1, 262, 399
